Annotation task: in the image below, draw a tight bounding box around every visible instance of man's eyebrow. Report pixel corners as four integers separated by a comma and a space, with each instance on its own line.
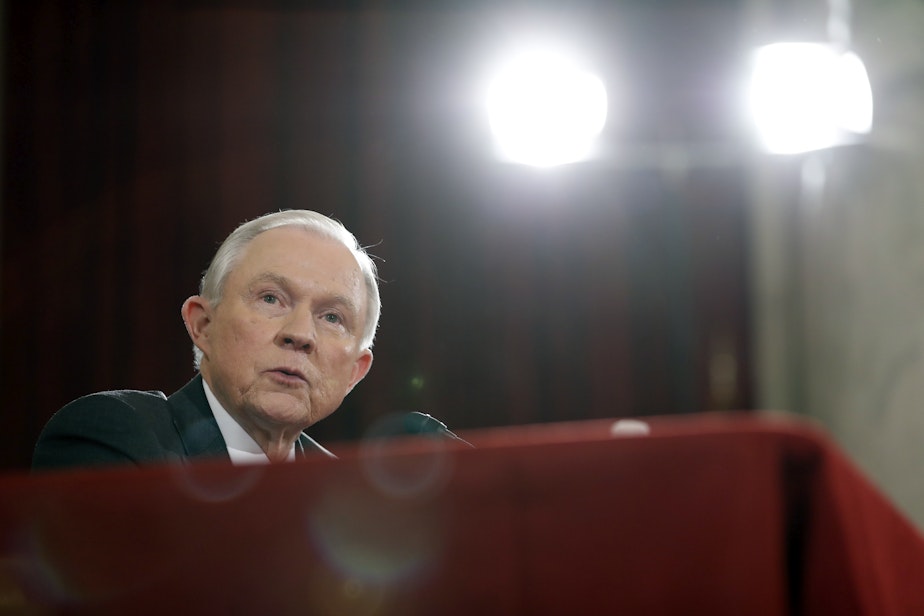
248, 272, 291, 291
327, 294, 361, 317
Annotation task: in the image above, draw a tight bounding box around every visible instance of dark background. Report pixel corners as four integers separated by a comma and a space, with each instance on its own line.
1, 0, 767, 468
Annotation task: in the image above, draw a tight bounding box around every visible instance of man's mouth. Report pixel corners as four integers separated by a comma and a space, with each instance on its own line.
268, 367, 308, 384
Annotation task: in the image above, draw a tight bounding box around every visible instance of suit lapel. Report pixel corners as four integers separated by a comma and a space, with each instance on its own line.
167, 375, 230, 461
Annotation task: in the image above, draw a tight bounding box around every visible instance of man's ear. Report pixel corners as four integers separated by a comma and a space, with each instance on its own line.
181, 295, 212, 358
347, 349, 374, 393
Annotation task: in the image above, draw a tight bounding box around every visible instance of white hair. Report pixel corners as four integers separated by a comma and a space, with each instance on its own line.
192, 210, 380, 368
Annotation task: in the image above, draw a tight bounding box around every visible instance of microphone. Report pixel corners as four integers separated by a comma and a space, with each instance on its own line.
401, 411, 474, 448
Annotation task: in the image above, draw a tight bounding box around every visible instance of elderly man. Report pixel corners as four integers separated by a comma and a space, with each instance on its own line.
33, 210, 378, 469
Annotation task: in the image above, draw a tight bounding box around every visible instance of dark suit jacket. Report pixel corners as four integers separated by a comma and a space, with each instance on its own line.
32, 375, 334, 471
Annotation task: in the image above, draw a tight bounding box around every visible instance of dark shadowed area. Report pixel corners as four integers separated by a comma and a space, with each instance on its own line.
1, 0, 757, 468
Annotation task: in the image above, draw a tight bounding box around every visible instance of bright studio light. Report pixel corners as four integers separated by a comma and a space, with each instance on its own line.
748, 42, 873, 154
485, 46, 608, 167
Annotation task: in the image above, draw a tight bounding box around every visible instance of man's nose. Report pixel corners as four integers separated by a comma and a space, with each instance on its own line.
276, 309, 316, 351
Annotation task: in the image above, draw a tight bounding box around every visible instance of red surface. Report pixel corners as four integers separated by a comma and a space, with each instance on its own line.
1, 413, 922, 615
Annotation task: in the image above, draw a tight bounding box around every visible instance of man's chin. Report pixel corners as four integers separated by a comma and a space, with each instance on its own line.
247, 391, 315, 427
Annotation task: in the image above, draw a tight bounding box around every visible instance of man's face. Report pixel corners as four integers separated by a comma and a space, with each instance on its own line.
188, 226, 373, 436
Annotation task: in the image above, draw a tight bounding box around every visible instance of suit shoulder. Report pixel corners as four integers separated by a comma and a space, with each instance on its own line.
41, 389, 170, 436
64, 389, 169, 415
34, 388, 177, 471
77, 388, 168, 403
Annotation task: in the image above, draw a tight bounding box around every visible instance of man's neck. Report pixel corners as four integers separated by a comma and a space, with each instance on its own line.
201, 378, 298, 464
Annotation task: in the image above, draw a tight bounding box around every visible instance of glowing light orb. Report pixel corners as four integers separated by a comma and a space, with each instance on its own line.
485, 46, 608, 167
748, 42, 873, 154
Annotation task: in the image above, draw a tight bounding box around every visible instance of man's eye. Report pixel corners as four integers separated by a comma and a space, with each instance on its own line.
261, 294, 279, 305
324, 313, 342, 324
